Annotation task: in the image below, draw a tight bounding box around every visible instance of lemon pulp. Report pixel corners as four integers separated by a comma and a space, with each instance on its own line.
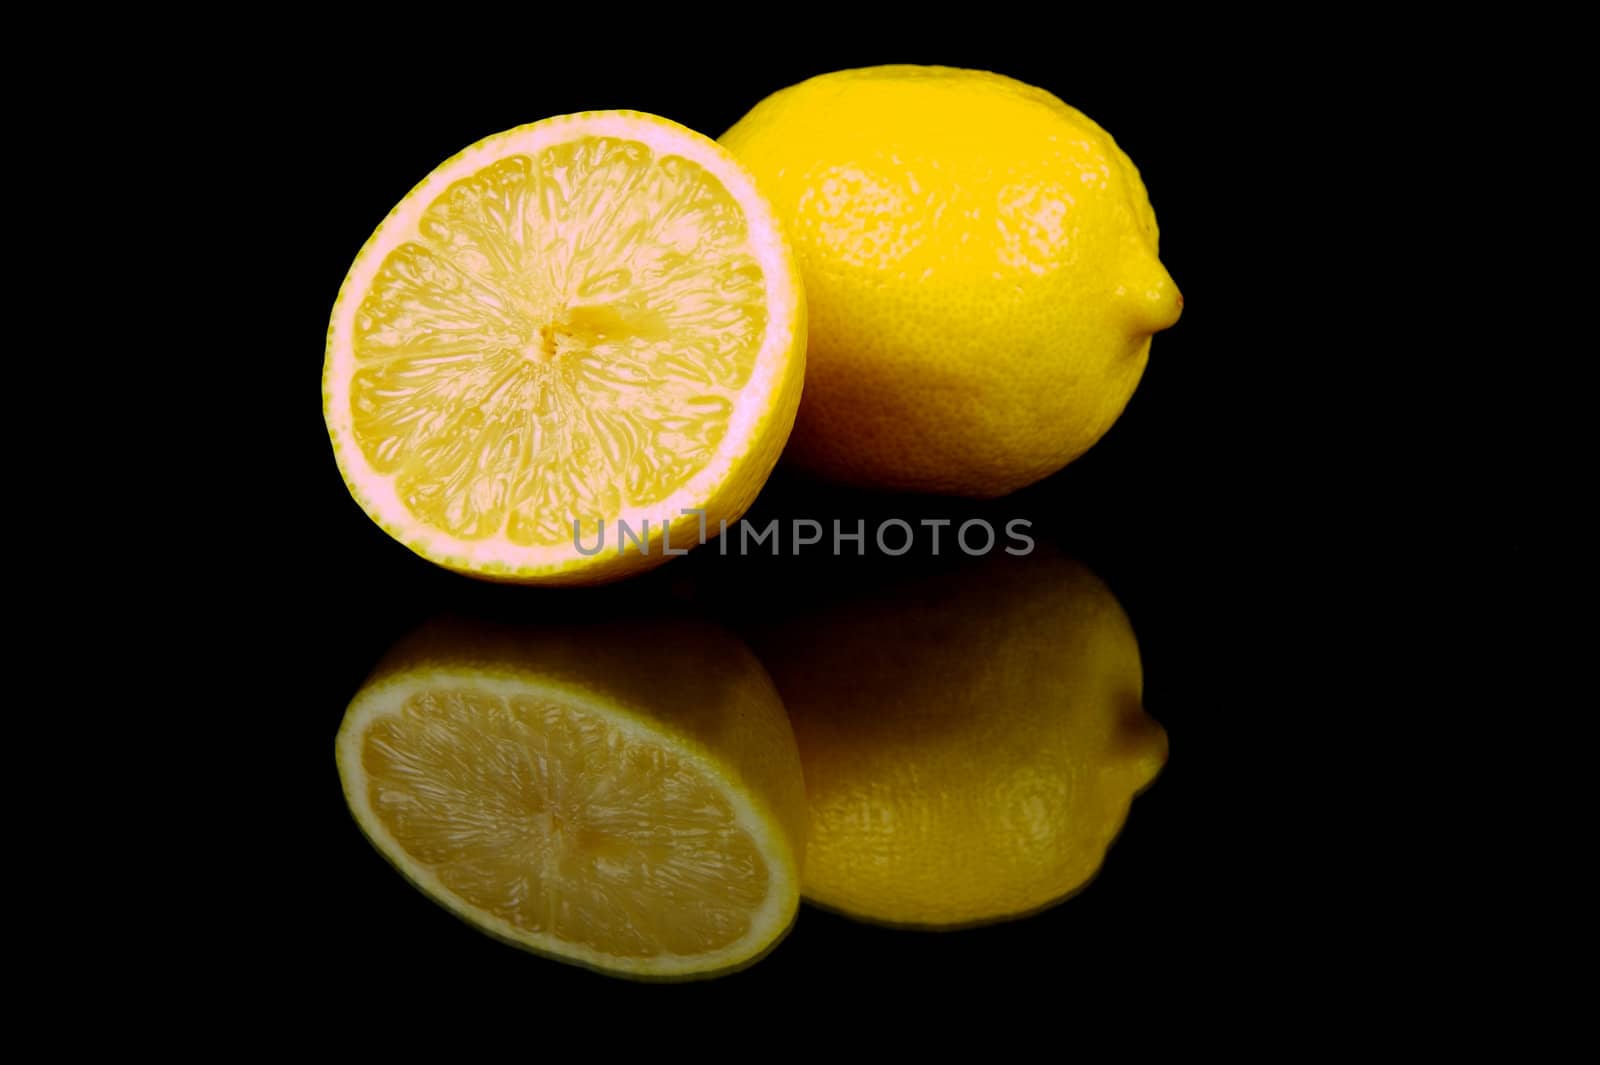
352, 140, 764, 544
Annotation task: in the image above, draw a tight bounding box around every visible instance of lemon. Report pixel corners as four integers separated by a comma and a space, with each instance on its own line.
750, 550, 1166, 927
721, 67, 1181, 497
324, 112, 805, 583
335, 617, 807, 978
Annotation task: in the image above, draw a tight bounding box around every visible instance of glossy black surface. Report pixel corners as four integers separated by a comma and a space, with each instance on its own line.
248, 44, 1325, 1006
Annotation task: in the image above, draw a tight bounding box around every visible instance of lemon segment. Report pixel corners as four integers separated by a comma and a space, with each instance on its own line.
325, 112, 805, 582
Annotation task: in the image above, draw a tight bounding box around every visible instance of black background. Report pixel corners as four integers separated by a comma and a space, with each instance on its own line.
231, 38, 1367, 1011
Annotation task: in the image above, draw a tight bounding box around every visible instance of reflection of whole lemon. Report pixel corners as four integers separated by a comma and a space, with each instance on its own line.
722, 66, 1182, 497
750, 551, 1166, 927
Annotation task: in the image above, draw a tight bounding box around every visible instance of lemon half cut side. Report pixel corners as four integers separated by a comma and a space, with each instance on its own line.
324, 112, 806, 583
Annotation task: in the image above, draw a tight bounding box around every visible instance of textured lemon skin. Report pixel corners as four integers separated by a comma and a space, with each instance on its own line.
751, 552, 1166, 927
721, 67, 1180, 497
323, 112, 807, 584
335, 618, 807, 979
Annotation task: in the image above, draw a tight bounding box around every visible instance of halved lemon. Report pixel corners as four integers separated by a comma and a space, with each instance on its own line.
335, 618, 807, 979
323, 112, 805, 583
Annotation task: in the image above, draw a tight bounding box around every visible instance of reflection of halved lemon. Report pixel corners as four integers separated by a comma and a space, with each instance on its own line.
751, 550, 1166, 928
324, 112, 805, 583
335, 619, 806, 978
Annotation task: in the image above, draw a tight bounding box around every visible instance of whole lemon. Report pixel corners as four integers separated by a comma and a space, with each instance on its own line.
721, 66, 1181, 497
